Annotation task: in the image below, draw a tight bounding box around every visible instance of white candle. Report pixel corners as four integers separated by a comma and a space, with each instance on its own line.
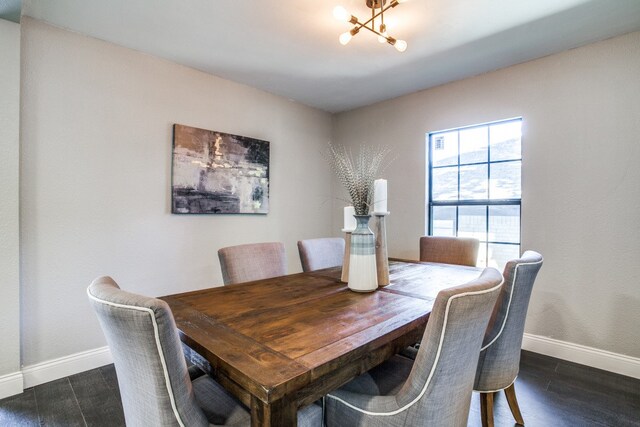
343, 206, 356, 231
373, 179, 388, 213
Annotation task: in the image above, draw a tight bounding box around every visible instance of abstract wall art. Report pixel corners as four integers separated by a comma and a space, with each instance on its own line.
171, 124, 269, 214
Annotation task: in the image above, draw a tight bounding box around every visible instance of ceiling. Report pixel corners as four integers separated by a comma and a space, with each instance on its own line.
12, 0, 640, 112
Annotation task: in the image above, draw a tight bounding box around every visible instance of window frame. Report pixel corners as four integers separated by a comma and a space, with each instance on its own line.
426, 117, 523, 267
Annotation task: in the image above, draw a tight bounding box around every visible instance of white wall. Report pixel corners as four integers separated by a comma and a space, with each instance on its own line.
0, 19, 21, 380
334, 31, 640, 358
19, 17, 333, 366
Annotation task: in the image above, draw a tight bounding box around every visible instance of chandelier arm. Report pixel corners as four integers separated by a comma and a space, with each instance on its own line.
378, 2, 399, 15
358, 2, 398, 30
357, 7, 384, 29
354, 19, 393, 38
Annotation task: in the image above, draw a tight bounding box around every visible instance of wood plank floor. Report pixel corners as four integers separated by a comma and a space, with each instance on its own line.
1, 351, 638, 426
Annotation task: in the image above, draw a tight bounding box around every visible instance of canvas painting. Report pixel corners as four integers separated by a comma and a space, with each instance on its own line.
172, 124, 269, 214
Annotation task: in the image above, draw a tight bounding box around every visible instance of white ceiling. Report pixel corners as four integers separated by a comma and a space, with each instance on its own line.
16, 0, 640, 112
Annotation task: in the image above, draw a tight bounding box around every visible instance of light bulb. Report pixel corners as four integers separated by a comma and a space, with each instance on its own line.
394, 39, 407, 52
333, 6, 350, 22
339, 31, 353, 45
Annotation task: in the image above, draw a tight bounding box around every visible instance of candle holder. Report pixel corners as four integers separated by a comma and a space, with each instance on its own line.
341, 229, 352, 283
373, 212, 390, 287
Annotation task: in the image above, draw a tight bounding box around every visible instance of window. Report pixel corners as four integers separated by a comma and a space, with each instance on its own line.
427, 118, 522, 269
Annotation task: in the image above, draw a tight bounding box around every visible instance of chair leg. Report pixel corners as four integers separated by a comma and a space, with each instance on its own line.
480, 392, 495, 427
504, 383, 525, 426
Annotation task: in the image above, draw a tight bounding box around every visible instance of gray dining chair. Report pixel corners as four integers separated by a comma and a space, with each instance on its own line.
87, 276, 321, 427
218, 242, 286, 285
420, 236, 480, 267
325, 267, 504, 427
474, 251, 543, 427
297, 237, 345, 272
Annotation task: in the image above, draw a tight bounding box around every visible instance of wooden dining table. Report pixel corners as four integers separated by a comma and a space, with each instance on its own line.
160, 259, 481, 427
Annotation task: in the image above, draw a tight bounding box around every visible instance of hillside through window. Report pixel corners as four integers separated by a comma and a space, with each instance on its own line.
427, 118, 522, 269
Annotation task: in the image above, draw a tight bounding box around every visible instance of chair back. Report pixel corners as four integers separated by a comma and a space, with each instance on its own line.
87, 277, 207, 427
297, 237, 345, 272
397, 268, 503, 426
218, 242, 286, 285
475, 251, 543, 391
420, 236, 479, 266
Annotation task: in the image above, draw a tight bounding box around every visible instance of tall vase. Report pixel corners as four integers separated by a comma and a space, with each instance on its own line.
348, 215, 378, 292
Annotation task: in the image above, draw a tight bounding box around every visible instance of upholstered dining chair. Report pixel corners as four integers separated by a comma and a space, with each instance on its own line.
420, 236, 480, 267
325, 267, 504, 427
218, 242, 286, 285
474, 251, 543, 427
87, 276, 321, 427
297, 237, 345, 272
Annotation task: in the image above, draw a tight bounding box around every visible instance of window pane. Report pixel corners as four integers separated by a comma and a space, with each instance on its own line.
432, 206, 456, 237
477, 242, 487, 268
459, 164, 488, 200
490, 121, 521, 161
489, 205, 520, 243
432, 166, 458, 201
459, 126, 488, 165
431, 131, 458, 167
428, 119, 522, 270
458, 205, 486, 241
488, 243, 520, 270
490, 161, 521, 199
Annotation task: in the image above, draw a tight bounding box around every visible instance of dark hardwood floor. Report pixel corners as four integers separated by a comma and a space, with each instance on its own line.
1, 351, 638, 426
468, 351, 640, 427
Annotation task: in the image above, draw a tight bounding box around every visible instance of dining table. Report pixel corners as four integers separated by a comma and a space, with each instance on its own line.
160, 259, 482, 427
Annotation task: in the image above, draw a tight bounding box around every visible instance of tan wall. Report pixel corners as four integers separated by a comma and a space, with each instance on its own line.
19, 17, 334, 365
334, 31, 640, 357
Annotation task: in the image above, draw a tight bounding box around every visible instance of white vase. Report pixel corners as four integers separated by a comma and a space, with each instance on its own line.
348, 215, 378, 292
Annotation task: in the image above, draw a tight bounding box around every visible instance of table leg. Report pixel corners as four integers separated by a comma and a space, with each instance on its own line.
251, 396, 297, 427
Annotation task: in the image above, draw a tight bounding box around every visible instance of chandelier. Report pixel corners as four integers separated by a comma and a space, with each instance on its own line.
333, 0, 408, 52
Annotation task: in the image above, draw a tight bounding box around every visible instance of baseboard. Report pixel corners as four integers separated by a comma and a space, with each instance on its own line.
22, 346, 112, 389
0, 371, 24, 400
522, 333, 640, 379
